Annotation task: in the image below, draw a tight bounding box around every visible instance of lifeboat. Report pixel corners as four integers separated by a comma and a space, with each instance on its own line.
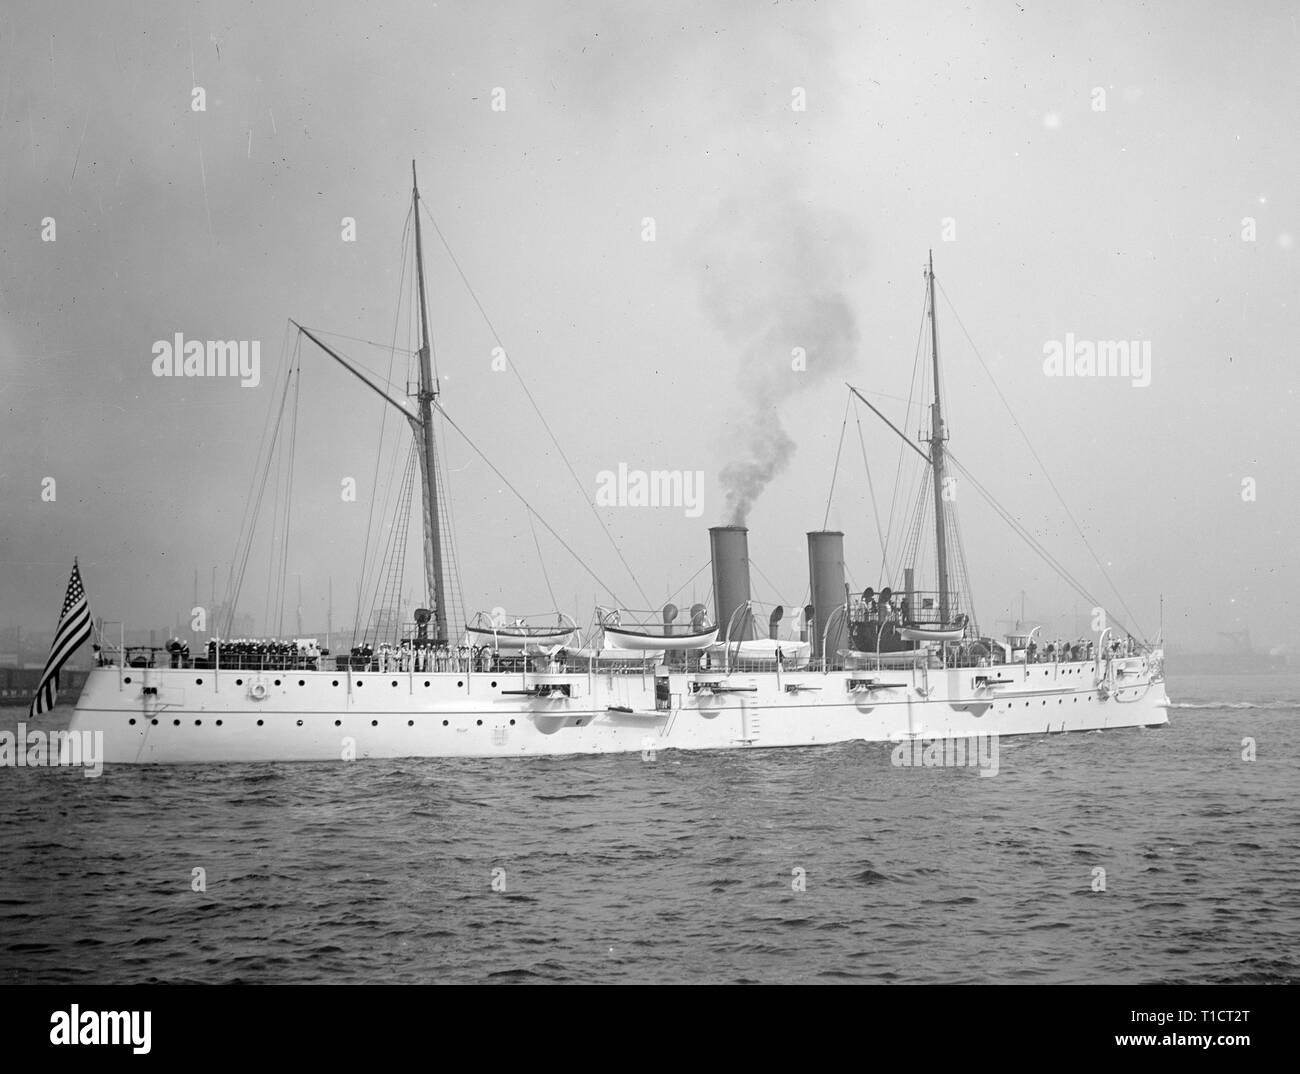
898, 624, 966, 642
465, 611, 578, 650
603, 625, 719, 651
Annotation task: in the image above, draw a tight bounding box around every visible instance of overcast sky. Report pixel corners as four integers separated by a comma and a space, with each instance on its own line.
1, 0, 1296, 653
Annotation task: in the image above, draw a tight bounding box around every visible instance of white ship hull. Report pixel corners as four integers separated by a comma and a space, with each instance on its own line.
64, 656, 1169, 764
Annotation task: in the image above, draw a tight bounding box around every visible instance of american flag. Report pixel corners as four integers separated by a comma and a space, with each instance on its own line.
29, 560, 93, 719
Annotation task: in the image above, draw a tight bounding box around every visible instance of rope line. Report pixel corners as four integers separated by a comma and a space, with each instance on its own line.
852, 402, 890, 579
527, 510, 559, 614
946, 450, 1135, 639
354, 206, 414, 641
937, 280, 1147, 641
435, 403, 626, 607
822, 393, 852, 530
420, 201, 652, 609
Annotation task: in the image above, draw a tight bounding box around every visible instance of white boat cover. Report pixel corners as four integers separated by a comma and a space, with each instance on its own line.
465, 625, 578, 650
898, 625, 965, 642
704, 638, 811, 667
604, 626, 718, 651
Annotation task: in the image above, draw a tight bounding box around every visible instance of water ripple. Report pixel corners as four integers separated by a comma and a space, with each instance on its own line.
0, 672, 1297, 983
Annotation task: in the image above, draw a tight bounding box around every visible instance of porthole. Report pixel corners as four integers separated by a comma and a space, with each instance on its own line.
125, 676, 132, 684
490, 680, 497, 687
150, 718, 157, 725
509, 719, 515, 726
407, 720, 414, 727
332, 680, 339, 687
357, 680, 365, 687
371, 720, 378, 727
194, 719, 201, 726
298, 679, 305, 686
424, 681, 430, 687
195, 678, 204, 685
274, 679, 281, 686
334, 720, 341, 727
442, 720, 449, 726
173, 719, 181, 726
128, 718, 136, 726
457, 680, 464, 687
216, 720, 223, 726
257, 719, 264, 726
476, 719, 483, 726
392, 680, 398, 687
236, 678, 244, 686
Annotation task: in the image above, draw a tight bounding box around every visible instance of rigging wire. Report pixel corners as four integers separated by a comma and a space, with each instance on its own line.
945, 487, 980, 634
936, 280, 1147, 641
274, 353, 302, 636
945, 449, 1136, 639
309, 328, 417, 356
748, 558, 791, 608
663, 561, 710, 610
353, 206, 414, 642
361, 443, 418, 646
852, 401, 891, 580
821, 393, 852, 530
226, 336, 297, 636
260, 398, 284, 637
286, 345, 414, 400
527, 510, 560, 615
353, 410, 410, 641
883, 287, 932, 576
224, 321, 295, 629
419, 200, 653, 610
434, 402, 627, 607
431, 413, 469, 636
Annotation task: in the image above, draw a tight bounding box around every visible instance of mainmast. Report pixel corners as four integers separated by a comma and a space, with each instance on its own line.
411, 162, 450, 645
927, 251, 951, 623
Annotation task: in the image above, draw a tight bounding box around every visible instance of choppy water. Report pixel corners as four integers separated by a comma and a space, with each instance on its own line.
1, 673, 1296, 984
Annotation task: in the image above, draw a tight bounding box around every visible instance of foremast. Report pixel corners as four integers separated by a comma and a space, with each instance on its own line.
293, 165, 452, 646
411, 162, 450, 645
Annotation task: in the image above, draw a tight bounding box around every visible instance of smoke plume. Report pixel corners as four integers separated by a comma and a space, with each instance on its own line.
695, 179, 866, 524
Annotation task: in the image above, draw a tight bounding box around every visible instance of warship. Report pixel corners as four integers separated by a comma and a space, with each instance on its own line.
63, 167, 1168, 764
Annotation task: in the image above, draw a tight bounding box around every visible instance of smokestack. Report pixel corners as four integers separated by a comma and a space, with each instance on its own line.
709, 525, 754, 640
807, 530, 846, 658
